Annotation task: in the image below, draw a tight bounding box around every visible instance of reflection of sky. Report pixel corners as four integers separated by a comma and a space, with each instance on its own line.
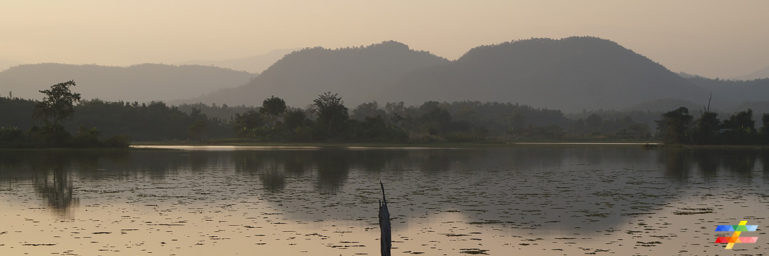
0, 147, 767, 232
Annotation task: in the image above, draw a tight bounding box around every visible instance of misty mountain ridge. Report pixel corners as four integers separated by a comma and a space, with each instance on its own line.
389, 37, 708, 110
181, 48, 296, 74
186, 41, 450, 106
733, 64, 769, 80
0, 59, 20, 73
0, 63, 253, 102
2, 37, 767, 113
192, 37, 745, 111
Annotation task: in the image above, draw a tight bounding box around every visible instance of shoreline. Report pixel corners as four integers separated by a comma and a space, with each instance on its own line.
3, 141, 769, 150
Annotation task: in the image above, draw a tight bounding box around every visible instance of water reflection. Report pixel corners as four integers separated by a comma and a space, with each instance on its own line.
0, 146, 767, 227
660, 148, 762, 182
33, 160, 78, 215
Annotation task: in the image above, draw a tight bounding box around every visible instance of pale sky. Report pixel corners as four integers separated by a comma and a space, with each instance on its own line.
1, 0, 768, 78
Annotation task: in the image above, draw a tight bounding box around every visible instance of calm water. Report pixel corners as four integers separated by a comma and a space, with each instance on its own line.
1, 145, 768, 255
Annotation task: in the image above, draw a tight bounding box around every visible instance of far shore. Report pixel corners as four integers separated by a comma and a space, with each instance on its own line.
5, 141, 769, 151
129, 140, 659, 148
126, 141, 767, 150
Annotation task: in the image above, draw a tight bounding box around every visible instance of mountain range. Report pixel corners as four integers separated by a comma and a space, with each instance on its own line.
733, 65, 769, 80
2, 37, 767, 112
0, 59, 19, 73
187, 41, 449, 107
192, 37, 767, 111
0, 63, 253, 102
386, 37, 705, 110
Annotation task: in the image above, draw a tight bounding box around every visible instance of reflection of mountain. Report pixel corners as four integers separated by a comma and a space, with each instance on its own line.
0, 147, 767, 231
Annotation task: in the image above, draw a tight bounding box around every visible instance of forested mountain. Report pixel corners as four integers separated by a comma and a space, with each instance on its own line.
4, 38, 768, 112
0, 63, 253, 102
187, 41, 450, 106
733, 65, 769, 80
625, 98, 700, 112
683, 75, 769, 111
390, 37, 707, 110
0, 59, 19, 72
191, 37, 729, 111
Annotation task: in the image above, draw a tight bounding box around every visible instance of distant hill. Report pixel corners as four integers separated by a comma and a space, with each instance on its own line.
181, 49, 295, 74
389, 37, 708, 110
0, 59, 20, 72
188, 41, 450, 106
0, 63, 253, 102
6, 38, 766, 112
625, 98, 700, 112
683, 76, 769, 110
733, 65, 769, 80
192, 37, 712, 110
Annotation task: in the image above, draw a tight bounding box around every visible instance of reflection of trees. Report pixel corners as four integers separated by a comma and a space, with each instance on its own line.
189, 151, 210, 172
3, 147, 766, 222
692, 150, 719, 180
0, 150, 173, 216
720, 150, 757, 179
762, 150, 769, 175
231, 150, 408, 193
34, 165, 78, 215
660, 149, 691, 182
22, 152, 83, 216
315, 150, 350, 194
260, 164, 286, 192
660, 148, 762, 182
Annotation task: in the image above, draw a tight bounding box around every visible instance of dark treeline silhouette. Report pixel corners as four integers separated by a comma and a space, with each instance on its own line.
229, 93, 652, 142
0, 81, 129, 147
2, 90, 657, 144
1, 97, 233, 143
176, 103, 255, 121
657, 107, 769, 145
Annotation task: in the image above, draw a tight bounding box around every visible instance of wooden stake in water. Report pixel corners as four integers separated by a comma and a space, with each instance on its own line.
378, 181, 391, 256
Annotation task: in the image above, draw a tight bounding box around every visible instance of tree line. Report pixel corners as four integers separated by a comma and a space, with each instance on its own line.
2, 81, 667, 146
657, 107, 769, 145
0, 81, 129, 147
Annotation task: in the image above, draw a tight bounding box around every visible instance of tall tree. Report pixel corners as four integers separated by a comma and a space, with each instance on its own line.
188, 108, 208, 141
692, 112, 719, 145
351, 102, 385, 121
234, 110, 264, 137
34, 80, 81, 126
722, 109, 756, 144
260, 96, 287, 116
761, 114, 769, 144
656, 107, 692, 144
313, 92, 349, 139
284, 109, 310, 131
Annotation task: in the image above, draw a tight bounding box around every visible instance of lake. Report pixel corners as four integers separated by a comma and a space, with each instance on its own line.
1, 145, 768, 255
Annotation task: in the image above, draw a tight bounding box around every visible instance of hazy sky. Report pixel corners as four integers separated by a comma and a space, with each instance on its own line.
2, 0, 768, 78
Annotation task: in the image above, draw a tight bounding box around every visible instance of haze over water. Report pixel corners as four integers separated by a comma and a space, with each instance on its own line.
1, 145, 768, 255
